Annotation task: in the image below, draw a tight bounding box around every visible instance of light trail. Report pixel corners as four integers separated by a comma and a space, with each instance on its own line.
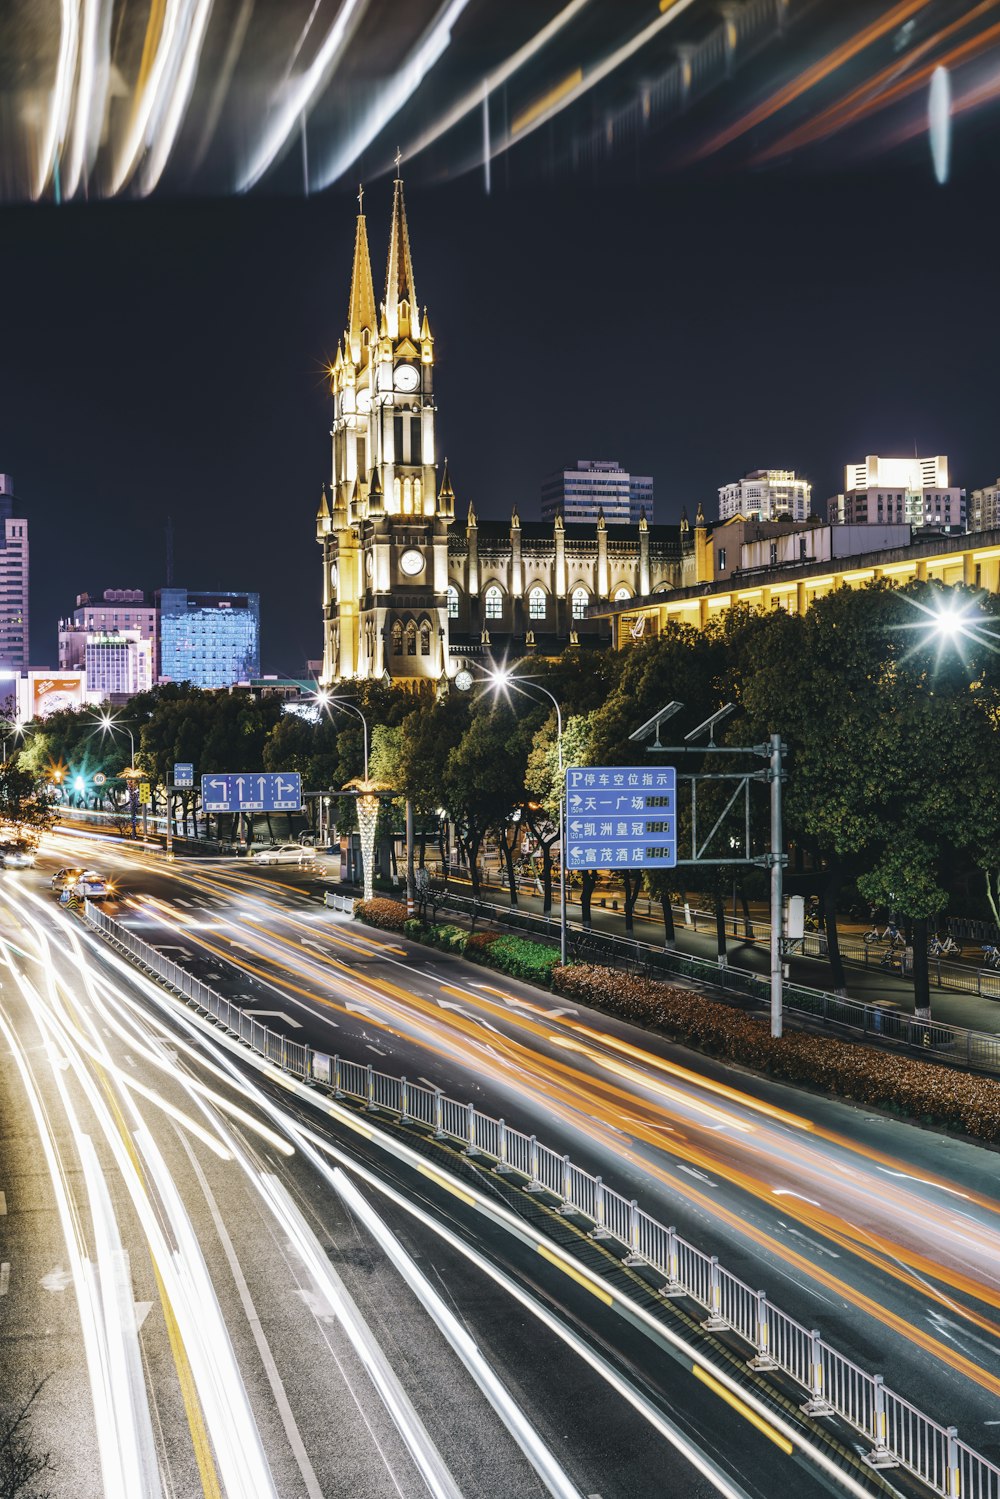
35, 0, 81, 199
238, 0, 371, 191
311, 0, 472, 190
112, 0, 186, 194
140, 0, 216, 193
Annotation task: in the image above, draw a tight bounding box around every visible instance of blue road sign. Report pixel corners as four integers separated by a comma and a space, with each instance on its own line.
174, 762, 194, 788
201, 771, 302, 813
564, 765, 676, 870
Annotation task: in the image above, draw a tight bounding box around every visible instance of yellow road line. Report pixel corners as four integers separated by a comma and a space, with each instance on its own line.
537, 1244, 613, 1306
693, 1365, 793, 1455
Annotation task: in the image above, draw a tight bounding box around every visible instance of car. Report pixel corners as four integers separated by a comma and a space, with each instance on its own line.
0, 842, 36, 869
251, 843, 312, 866
51, 866, 86, 892
67, 870, 115, 900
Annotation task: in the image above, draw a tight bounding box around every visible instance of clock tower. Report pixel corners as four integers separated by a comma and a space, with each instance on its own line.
318, 171, 454, 686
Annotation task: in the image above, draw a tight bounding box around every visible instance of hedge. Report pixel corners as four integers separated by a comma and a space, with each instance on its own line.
355, 898, 409, 932
552, 964, 1000, 1141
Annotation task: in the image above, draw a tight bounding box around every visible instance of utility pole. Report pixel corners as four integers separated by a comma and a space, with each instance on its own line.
768, 733, 786, 1038
405, 798, 415, 919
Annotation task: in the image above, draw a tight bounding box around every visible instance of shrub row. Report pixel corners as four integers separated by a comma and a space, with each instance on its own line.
354, 900, 560, 985
552, 964, 1000, 1141
354, 897, 409, 932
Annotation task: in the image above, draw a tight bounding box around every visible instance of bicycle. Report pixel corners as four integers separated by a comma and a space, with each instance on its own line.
928, 933, 962, 959
864, 923, 905, 948
980, 944, 1000, 970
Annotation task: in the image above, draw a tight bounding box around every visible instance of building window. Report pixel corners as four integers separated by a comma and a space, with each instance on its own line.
485, 586, 503, 620
528, 587, 547, 620
717, 548, 727, 571
571, 587, 588, 620
769, 543, 778, 565
446, 585, 459, 619
613, 586, 631, 602
403, 478, 413, 514
391, 621, 403, 656
406, 621, 417, 655
420, 624, 430, 656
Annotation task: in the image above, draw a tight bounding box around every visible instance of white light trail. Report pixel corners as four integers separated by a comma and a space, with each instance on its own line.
333, 1168, 585, 1499
929, 64, 952, 183
63, 0, 101, 197
399, 0, 592, 166
35, 0, 81, 200
112, 0, 185, 195
238, 0, 370, 191
312, 0, 472, 189
141, 0, 216, 194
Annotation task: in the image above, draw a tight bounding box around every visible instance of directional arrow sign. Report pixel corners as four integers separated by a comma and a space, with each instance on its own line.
201, 772, 302, 813
564, 765, 676, 870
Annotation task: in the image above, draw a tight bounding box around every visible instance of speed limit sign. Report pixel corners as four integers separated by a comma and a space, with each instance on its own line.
93, 772, 106, 786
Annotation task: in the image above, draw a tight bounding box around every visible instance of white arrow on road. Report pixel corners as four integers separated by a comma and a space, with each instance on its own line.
243, 1009, 303, 1029
40, 1265, 73, 1291
438, 999, 474, 1017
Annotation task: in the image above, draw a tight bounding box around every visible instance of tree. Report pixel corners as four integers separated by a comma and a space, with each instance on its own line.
0, 762, 54, 838
524, 711, 595, 914
441, 706, 527, 898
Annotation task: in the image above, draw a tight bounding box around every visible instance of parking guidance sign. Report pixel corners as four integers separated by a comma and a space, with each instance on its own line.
565, 765, 676, 870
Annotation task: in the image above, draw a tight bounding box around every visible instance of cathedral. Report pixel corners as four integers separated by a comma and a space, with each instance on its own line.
316, 175, 697, 686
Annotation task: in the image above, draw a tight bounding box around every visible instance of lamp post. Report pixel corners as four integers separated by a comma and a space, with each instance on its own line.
469, 665, 567, 967
316, 691, 377, 897
93, 714, 139, 837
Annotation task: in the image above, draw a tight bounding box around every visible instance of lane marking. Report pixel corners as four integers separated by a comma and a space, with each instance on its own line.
536, 1245, 613, 1307
692, 1365, 794, 1455
416, 1163, 476, 1207
243, 1010, 303, 1030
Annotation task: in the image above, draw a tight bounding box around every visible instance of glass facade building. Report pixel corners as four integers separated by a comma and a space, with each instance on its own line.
157, 589, 260, 689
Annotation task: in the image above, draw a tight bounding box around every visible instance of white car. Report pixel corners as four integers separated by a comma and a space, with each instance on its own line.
0, 842, 36, 869
251, 843, 312, 866
68, 870, 114, 900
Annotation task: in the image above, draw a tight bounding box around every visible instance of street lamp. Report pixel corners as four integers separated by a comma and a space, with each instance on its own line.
316, 691, 378, 898
462, 664, 568, 967
314, 691, 369, 781
92, 713, 139, 836
2, 716, 26, 761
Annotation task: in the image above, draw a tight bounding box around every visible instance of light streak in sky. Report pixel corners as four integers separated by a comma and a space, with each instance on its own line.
312, 0, 472, 190
112, 0, 186, 194
141, 0, 216, 193
238, 0, 370, 191
63, 0, 104, 197
34, 0, 81, 200
929, 65, 952, 182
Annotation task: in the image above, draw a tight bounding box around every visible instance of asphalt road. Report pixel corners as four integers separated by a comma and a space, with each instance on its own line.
1, 827, 917, 1499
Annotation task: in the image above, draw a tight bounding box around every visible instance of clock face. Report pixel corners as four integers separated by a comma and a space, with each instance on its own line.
394, 363, 420, 393
400, 548, 424, 577
454, 669, 474, 692
330, 562, 338, 589
365, 552, 373, 577
356, 386, 372, 413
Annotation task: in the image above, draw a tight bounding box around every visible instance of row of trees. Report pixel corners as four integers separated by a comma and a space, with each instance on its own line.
11, 579, 1000, 1011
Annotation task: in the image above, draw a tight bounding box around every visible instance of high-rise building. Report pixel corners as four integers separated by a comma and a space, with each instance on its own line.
0, 475, 29, 671
157, 589, 260, 689
970, 479, 1000, 533
541, 461, 655, 525
84, 631, 154, 701
717, 469, 812, 523
828, 455, 965, 532
59, 588, 159, 675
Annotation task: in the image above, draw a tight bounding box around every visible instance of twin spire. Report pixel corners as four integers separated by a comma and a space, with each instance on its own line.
345, 170, 419, 355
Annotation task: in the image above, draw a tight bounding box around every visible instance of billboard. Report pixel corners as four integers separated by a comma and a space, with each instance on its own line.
25, 672, 86, 719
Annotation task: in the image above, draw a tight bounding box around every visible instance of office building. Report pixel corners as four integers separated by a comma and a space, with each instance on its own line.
59, 588, 159, 675
157, 588, 260, 689
828, 454, 965, 532
541, 460, 655, 525
971, 479, 1000, 533
0, 475, 29, 671
717, 469, 812, 523
84, 631, 154, 702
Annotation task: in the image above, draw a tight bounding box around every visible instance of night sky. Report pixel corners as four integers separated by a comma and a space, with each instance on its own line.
2, 115, 998, 674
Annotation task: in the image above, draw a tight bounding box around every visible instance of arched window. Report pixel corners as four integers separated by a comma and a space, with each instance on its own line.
391, 621, 403, 656
613, 585, 631, 602
413, 478, 422, 511
393, 478, 401, 511
484, 586, 503, 620
403, 478, 413, 514
420, 624, 431, 656
446, 586, 459, 619
571, 587, 589, 620
528, 587, 547, 621
406, 621, 417, 655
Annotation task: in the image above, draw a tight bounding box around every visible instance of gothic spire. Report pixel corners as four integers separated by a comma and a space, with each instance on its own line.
384, 167, 417, 339
347, 187, 377, 364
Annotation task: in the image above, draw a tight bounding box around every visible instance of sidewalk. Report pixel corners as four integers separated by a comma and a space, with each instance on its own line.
415, 872, 1000, 1036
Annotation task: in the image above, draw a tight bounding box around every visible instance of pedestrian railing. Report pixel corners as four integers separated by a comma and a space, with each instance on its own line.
324, 891, 356, 914
84, 899, 998, 1499
426, 889, 1000, 1077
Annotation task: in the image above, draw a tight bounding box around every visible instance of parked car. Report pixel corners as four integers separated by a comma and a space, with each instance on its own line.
251, 843, 312, 866
0, 842, 36, 869
51, 866, 86, 892
68, 871, 114, 900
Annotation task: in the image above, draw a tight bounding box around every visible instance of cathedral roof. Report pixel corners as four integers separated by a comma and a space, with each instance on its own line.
347, 198, 376, 363
384, 172, 417, 337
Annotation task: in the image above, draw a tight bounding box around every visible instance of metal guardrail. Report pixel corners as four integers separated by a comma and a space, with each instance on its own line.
324, 891, 356, 914
423, 890, 1000, 1076
84, 898, 998, 1499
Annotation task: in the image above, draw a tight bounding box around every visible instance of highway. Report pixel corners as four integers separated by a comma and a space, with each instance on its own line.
3, 825, 1000, 1497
